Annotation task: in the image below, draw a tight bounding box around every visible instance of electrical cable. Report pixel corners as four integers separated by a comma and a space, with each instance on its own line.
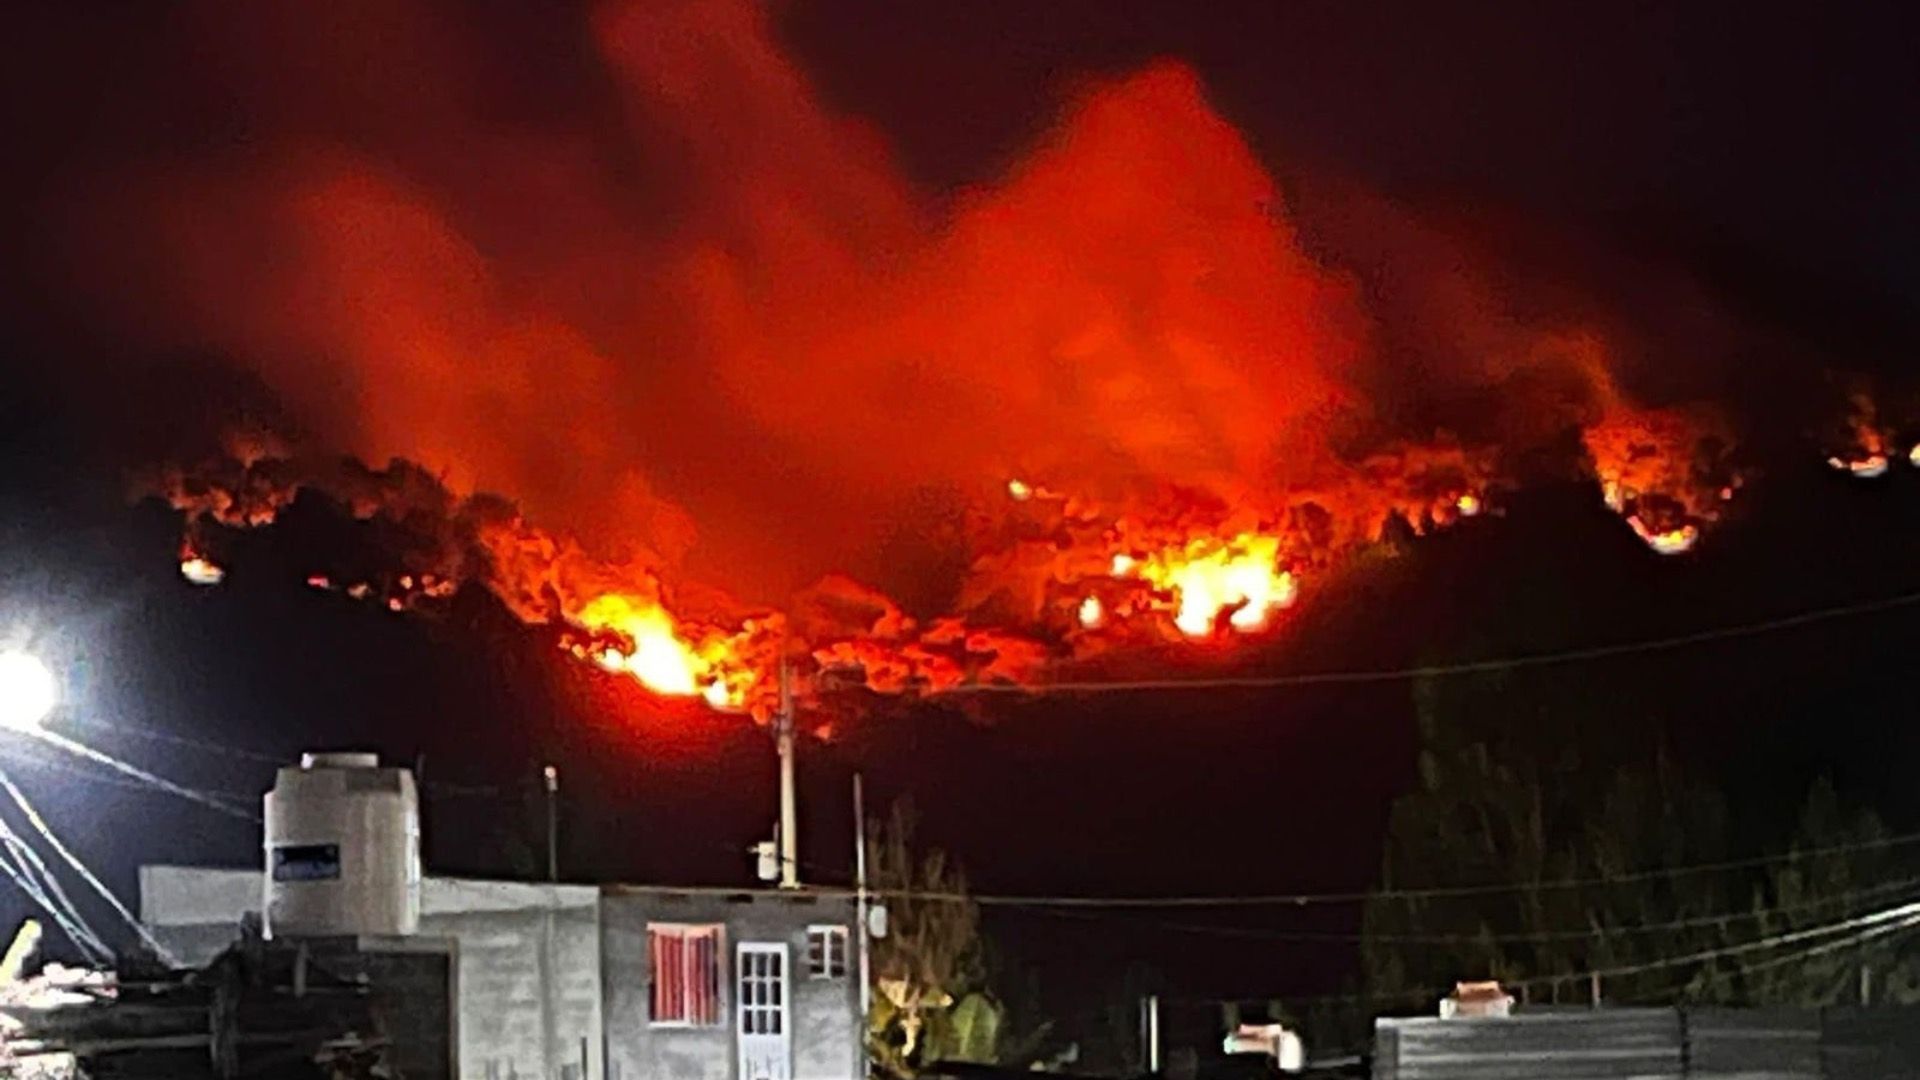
0, 744, 258, 806
0, 768, 180, 966
694, 823, 1920, 909
888, 825, 1920, 908
1507, 899, 1920, 994
947, 587, 1920, 697
0, 817, 109, 965
64, 715, 513, 799
0, 824, 106, 962
21, 729, 260, 824
61, 715, 286, 765
0, 836, 95, 961
1001, 873, 1920, 945
1158, 899, 1920, 1015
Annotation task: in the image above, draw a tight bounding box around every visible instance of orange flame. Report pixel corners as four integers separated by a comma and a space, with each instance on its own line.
572, 593, 748, 707
1113, 532, 1296, 637
1826, 393, 1892, 478
1582, 401, 1735, 555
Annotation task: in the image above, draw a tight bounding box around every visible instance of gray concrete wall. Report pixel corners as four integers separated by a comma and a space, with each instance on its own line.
601, 889, 863, 1080
141, 866, 604, 1080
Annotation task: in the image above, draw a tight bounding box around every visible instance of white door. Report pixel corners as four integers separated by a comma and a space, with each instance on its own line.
736, 942, 791, 1080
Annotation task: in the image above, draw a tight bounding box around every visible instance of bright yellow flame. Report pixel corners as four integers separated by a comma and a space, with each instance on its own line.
574, 594, 745, 709
579, 595, 704, 696
1078, 595, 1103, 629
179, 558, 225, 586
1115, 533, 1296, 637
1455, 493, 1482, 517
1006, 478, 1033, 501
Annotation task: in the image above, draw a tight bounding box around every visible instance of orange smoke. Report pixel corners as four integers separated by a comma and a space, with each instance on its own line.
53, 0, 1786, 712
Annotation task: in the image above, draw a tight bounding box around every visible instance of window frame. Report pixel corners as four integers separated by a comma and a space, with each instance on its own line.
805, 924, 849, 980
647, 922, 726, 1028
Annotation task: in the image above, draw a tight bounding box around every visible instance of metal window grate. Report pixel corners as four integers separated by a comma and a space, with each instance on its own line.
806, 925, 848, 979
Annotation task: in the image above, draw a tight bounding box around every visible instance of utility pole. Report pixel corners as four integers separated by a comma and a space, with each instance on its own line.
543, 764, 559, 883
854, 773, 871, 1019
538, 763, 561, 1075
776, 660, 799, 889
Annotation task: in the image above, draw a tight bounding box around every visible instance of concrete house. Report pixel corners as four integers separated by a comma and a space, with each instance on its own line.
600, 886, 863, 1080
140, 866, 865, 1080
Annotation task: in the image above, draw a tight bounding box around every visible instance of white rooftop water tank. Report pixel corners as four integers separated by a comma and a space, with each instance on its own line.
263, 751, 420, 938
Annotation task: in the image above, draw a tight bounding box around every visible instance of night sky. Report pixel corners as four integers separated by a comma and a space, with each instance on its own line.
2, 0, 1920, 1052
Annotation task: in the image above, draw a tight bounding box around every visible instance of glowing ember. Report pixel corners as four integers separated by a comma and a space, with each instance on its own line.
1628, 517, 1698, 555
1006, 478, 1033, 502
1828, 453, 1889, 478
1114, 533, 1296, 637
178, 557, 225, 586
1078, 595, 1104, 629
1455, 493, 1482, 517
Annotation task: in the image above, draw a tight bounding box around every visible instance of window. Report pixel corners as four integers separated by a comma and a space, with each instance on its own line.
648, 924, 723, 1026
271, 844, 341, 882
806, 925, 848, 979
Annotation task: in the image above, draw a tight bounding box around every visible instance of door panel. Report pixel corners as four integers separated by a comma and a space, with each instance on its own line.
736, 942, 791, 1080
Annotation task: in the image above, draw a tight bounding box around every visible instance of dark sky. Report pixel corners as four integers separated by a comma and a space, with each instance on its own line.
2, 0, 1920, 1050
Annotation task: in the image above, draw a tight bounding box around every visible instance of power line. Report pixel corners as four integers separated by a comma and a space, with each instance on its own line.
1163, 897, 1920, 1014
62, 715, 286, 765
901, 827, 1920, 908
22, 729, 260, 824
1008, 874, 1920, 945
732, 825, 1920, 909
65, 716, 514, 799
0, 814, 109, 965
1508, 897, 1920, 994
0, 768, 179, 965
0, 745, 257, 805
950, 587, 1920, 697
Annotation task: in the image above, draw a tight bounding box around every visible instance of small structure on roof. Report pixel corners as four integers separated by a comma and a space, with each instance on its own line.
1439, 979, 1513, 1019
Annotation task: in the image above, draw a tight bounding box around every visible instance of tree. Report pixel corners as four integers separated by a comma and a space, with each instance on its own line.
1689, 778, 1920, 1006
1363, 675, 1920, 1019
866, 798, 1003, 1076
1363, 674, 1732, 1010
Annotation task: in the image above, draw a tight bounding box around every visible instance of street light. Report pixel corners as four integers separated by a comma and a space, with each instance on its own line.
0, 652, 56, 732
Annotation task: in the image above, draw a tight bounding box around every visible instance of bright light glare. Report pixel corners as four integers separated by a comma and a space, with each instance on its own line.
0, 652, 57, 732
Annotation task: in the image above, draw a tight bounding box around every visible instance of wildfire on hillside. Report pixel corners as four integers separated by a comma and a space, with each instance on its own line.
57, 0, 1920, 720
